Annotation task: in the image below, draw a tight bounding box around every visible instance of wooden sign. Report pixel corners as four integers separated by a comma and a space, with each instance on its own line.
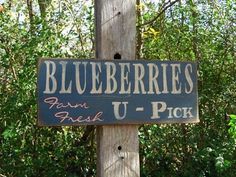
37, 58, 199, 126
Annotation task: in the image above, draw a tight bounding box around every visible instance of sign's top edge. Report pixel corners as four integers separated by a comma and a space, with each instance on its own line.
38, 58, 198, 64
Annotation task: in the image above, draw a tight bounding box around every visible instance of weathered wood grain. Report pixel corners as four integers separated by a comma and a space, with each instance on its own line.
95, 0, 136, 60
95, 0, 140, 176
97, 126, 139, 177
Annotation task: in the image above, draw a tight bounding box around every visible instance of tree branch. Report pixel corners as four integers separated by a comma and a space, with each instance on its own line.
26, 0, 35, 32
75, 125, 95, 146
38, 0, 51, 20
138, 0, 180, 27
38, 0, 47, 19
136, 0, 142, 59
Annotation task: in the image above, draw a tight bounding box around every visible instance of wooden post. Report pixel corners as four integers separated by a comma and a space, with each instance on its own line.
95, 0, 140, 177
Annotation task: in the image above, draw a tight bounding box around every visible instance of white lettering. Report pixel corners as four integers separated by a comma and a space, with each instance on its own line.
133, 63, 146, 94
171, 64, 181, 94
151, 101, 167, 119
119, 63, 131, 94
173, 107, 182, 118
105, 62, 117, 94
168, 107, 193, 118
112, 102, 128, 120
43, 61, 57, 94
167, 107, 173, 118
183, 107, 193, 118
161, 63, 169, 93
90, 62, 102, 94
185, 64, 193, 94
59, 61, 72, 94
147, 63, 161, 94
73, 62, 87, 94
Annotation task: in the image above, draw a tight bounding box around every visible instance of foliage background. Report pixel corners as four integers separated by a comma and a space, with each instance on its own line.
0, 0, 235, 176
